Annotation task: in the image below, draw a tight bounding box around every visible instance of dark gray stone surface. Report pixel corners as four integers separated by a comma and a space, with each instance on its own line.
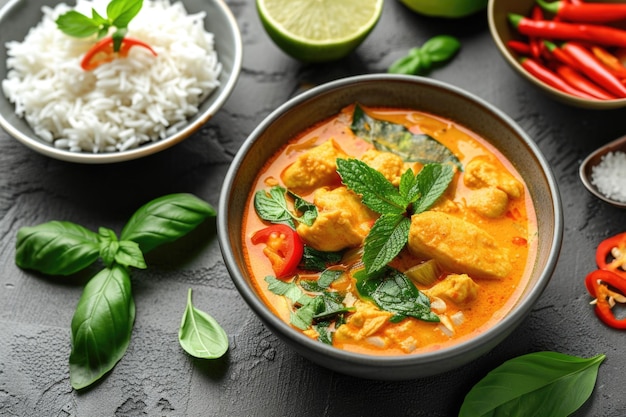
2, 0, 626, 416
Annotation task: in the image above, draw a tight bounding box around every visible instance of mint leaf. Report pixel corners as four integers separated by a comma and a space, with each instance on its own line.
56, 11, 102, 38
412, 163, 454, 213
299, 246, 343, 272
363, 214, 411, 273
336, 158, 407, 214
289, 190, 317, 227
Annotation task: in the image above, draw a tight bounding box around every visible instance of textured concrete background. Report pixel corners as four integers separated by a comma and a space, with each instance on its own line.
2, 0, 626, 416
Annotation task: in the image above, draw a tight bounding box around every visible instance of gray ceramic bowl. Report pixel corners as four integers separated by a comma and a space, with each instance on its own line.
0, 0, 242, 163
218, 74, 563, 380
488, 0, 626, 109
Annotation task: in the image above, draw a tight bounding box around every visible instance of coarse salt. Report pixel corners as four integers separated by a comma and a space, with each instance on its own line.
590, 151, 626, 203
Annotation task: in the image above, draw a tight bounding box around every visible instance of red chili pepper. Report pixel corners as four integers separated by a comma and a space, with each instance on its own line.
596, 232, 626, 278
591, 46, 626, 79
81, 36, 157, 71
585, 269, 626, 329
507, 40, 531, 55
543, 40, 577, 67
508, 13, 626, 48
519, 57, 597, 99
251, 224, 304, 278
555, 64, 618, 100
536, 0, 626, 23
530, 6, 545, 59
561, 42, 626, 97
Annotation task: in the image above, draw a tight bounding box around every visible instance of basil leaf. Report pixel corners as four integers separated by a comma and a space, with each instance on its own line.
314, 321, 334, 345
411, 163, 454, 213
421, 35, 461, 63
299, 246, 343, 271
178, 289, 229, 359
289, 190, 317, 227
351, 104, 462, 170
55, 11, 101, 38
300, 269, 344, 292
69, 265, 135, 390
363, 214, 411, 273
107, 0, 142, 28
265, 276, 311, 306
120, 193, 216, 253
98, 227, 119, 266
388, 35, 460, 75
336, 158, 407, 214
459, 352, 605, 417
115, 241, 146, 269
355, 267, 439, 322
254, 186, 316, 228
15, 221, 100, 275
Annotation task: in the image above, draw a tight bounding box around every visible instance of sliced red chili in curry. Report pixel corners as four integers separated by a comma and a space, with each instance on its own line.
251, 224, 304, 279
81, 36, 157, 71
596, 232, 626, 278
585, 269, 626, 329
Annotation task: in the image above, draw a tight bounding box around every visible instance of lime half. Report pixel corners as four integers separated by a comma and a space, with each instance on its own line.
257, 0, 384, 62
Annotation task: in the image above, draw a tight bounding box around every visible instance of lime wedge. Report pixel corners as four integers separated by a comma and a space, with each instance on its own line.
257, 0, 384, 62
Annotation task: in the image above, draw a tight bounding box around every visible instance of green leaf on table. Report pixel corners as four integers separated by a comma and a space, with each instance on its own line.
120, 193, 216, 253
351, 104, 462, 170
459, 351, 606, 417
388, 35, 460, 75
178, 288, 229, 359
355, 267, 439, 323
15, 221, 100, 275
69, 265, 135, 390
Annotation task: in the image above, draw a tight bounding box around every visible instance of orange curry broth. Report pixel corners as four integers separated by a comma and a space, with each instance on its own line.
242, 104, 538, 356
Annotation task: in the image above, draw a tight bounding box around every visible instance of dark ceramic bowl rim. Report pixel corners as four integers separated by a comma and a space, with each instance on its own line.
0, 0, 242, 164
218, 74, 563, 374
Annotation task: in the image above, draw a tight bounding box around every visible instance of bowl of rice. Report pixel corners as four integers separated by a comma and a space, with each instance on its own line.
0, 0, 242, 163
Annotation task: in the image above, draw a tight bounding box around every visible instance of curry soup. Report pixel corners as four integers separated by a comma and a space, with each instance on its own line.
242, 104, 537, 356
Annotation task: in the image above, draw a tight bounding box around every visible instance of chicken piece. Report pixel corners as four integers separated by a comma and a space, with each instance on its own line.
464, 155, 523, 199
360, 149, 407, 186
296, 186, 378, 252
425, 274, 479, 304
333, 301, 393, 343
467, 187, 509, 218
282, 139, 347, 193
407, 211, 512, 280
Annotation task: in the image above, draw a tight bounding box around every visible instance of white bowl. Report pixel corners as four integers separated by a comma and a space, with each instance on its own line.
0, 0, 242, 163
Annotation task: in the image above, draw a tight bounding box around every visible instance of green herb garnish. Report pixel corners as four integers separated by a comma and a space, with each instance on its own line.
178, 288, 229, 359
354, 267, 439, 323
351, 104, 463, 170
15, 193, 217, 389
459, 352, 605, 417
299, 246, 343, 272
336, 158, 454, 273
56, 0, 143, 52
254, 186, 317, 228
388, 35, 461, 76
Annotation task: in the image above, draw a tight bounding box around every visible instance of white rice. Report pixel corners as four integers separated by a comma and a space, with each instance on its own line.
2, 0, 221, 153
591, 151, 626, 203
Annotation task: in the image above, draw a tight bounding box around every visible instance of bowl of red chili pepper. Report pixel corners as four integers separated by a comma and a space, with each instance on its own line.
488, 0, 626, 109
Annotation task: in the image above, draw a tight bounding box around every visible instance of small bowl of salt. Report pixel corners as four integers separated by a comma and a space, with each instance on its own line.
580, 135, 626, 209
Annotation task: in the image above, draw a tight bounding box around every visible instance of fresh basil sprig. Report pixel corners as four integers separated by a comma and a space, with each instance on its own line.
15, 193, 216, 390
179, 288, 229, 359
56, 0, 143, 51
459, 352, 605, 417
388, 35, 461, 76
336, 159, 454, 273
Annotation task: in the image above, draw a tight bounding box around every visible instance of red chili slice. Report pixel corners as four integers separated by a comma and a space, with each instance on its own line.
81, 36, 157, 71
585, 269, 626, 329
251, 224, 304, 278
596, 232, 626, 278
